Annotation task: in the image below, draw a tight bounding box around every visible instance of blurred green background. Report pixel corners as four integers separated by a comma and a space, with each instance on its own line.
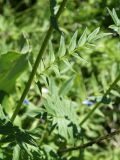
0, 0, 120, 159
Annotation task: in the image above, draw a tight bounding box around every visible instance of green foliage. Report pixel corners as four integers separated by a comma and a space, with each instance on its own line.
0, 1, 120, 160
43, 78, 79, 143
108, 8, 120, 35
0, 51, 28, 93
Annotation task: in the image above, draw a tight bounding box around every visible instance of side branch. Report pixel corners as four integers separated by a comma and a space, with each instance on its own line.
58, 128, 120, 153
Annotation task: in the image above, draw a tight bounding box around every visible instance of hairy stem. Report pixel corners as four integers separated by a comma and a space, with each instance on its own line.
10, 0, 68, 123
58, 128, 120, 153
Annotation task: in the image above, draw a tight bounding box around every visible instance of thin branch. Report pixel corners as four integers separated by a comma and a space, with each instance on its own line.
10, 0, 68, 123
58, 128, 120, 153
80, 74, 120, 126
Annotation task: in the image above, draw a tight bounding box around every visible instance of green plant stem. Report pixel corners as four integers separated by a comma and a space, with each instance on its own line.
80, 74, 120, 126
10, 0, 68, 123
58, 128, 120, 153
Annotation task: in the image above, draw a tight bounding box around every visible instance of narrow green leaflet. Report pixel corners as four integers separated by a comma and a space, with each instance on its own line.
58, 35, 66, 58
78, 28, 87, 47
49, 41, 55, 64
68, 30, 78, 52
93, 32, 112, 41
112, 8, 120, 26
63, 59, 72, 68
73, 53, 88, 63
78, 27, 111, 49
87, 27, 100, 42
107, 8, 120, 26
62, 59, 75, 72
0, 51, 28, 93
40, 59, 45, 72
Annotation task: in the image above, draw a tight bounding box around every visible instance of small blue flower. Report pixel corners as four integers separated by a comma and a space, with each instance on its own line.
82, 99, 94, 107
23, 99, 30, 105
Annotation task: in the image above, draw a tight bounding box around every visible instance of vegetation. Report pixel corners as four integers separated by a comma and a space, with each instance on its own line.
0, 0, 120, 159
